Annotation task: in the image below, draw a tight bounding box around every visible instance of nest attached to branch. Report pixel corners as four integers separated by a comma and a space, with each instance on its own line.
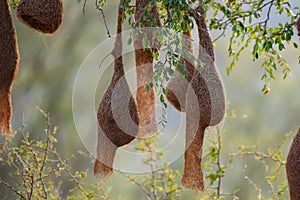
94, 4, 139, 179
182, 6, 225, 192
17, 0, 63, 34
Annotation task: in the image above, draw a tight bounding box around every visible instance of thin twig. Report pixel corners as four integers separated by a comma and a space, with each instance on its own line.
245, 176, 265, 200
222, 0, 275, 25
14, 152, 35, 199
100, 9, 111, 38
22, 136, 39, 200
82, 0, 88, 14
0, 178, 26, 199
229, 150, 285, 166
212, 28, 226, 43
262, 1, 273, 27
119, 172, 152, 200
95, 0, 111, 38
149, 149, 158, 200
159, 168, 168, 198
266, 180, 278, 198
39, 110, 51, 200
51, 149, 91, 198
29, 175, 34, 200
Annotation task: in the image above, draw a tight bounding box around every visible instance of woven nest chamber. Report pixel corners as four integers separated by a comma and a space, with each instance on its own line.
286, 128, 300, 200
0, 0, 19, 135
17, 0, 63, 34
166, 30, 195, 112
94, 5, 139, 179
182, 7, 225, 191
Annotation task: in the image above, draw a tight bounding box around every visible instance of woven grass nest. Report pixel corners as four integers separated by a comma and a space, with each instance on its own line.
17, 0, 63, 34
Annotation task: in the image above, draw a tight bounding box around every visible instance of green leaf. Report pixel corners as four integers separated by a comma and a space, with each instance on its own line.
279, 43, 285, 51
293, 42, 298, 48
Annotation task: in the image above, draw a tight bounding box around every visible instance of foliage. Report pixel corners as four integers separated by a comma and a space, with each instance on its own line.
119, 115, 292, 199
205, 0, 300, 93
3, 0, 299, 199
227, 131, 290, 200
121, 135, 183, 200
0, 109, 109, 200
90, 0, 300, 124
9, 0, 19, 9
93, 0, 300, 94
0, 110, 293, 199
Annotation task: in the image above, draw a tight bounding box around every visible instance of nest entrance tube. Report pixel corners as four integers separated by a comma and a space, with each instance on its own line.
0, 0, 19, 135
17, 0, 63, 34
0, 88, 13, 134
182, 126, 205, 191
94, 3, 139, 179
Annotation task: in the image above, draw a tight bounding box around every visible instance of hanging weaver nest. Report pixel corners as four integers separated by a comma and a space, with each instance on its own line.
17, 0, 63, 34
286, 128, 300, 200
182, 6, 225, 192
94, 5, 139, 179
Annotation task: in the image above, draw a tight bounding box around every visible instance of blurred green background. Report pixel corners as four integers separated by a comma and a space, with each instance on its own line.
1, 0, 300, 199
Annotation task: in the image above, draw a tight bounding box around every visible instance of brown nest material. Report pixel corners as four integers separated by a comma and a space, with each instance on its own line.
166, 30, 195, 112
94, 5, 139, 179
0, 0, 19, 135
17, 0, 63, 34
182, 7, 225, 191
286, 128, 300, 200
134, 0, 161, 137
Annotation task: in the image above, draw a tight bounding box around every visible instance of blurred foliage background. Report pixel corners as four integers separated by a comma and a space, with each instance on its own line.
1, 0, 300, 199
